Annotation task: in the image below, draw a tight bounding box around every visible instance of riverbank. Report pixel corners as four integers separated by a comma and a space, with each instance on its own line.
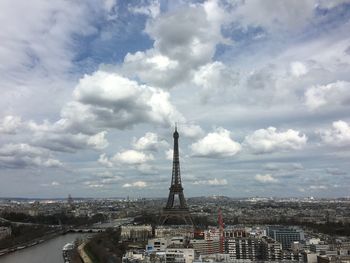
0, 233, 89, 263
0, 229, 65, 257
78, 242, 94, 263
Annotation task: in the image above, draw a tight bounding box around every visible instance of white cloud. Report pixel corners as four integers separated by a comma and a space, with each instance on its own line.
193, 62, 238, 103
0, 0, 107, 119
193, 178, 228, 186
98, 153, 113, 167
0, 115, 22, 134
112, 150, 154, 165
255, 174, 278, 183
290, 61, 308, 77
122, 181, 147, 188
87, 131, 109, 150
51, 181, 60, 186
191, 127, 241, 158
132, 132, 167, 151
122, 1, 229, 88
29, 123, 109, 153
309, 185, 328, 190
41, 181, 61, 187
100, 176, 122, 184
181, 124, 204, 139
244, 127, 307, 154
304, 81, 350, 110
103, 0, 117, 13
325, 167, 347, 175
233, 0, 316, 32
320, 120, 350, 146
263, 162, 304, 171
84, 181, 105, 188
165, 149, 173, 161
317, 0, 350, 9
72, 70, 183, 129
0, 143, 62, 168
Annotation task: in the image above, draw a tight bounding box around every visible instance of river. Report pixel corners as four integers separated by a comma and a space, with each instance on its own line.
0, 233, 88, 263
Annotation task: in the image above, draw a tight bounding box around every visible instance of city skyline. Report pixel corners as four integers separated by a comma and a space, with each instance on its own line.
1, 0, 350, 198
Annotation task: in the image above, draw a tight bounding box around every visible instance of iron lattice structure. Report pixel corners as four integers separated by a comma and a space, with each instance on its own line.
159, 127, 194, 225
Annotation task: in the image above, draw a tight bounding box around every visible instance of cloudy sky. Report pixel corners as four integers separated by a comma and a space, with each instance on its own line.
1, 0, 350, 198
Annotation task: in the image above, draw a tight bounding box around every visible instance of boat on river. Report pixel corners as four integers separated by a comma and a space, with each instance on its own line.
62, 242, 75, 262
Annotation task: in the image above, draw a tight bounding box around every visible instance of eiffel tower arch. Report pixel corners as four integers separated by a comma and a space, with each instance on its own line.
159, 126, 194, 225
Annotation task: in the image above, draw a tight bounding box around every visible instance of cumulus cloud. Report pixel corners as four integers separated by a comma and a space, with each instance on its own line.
304, 81, 350, 110
99, 150, 154, 168
98, 153, 113, 167
193, 62, 238, 103
29, 122, 109, 153
0, 115, 22, 134
123, 0, 229, 88
181, 124, 204, 139
0, 0, 119, 120
255, 174, 278, 183
244, 127, 307, 154
71, 70, 183, 130
193, 178, 228, 186
320, 120, 350, 146
133, 132, 168, 151
122, 181, 147, 188
87, 131, 109, 150
290, 61, 308, 77
191, 127, 241, 158
0, 143, 62, 168
112, 150, 154, 165
233, 0, 316, 32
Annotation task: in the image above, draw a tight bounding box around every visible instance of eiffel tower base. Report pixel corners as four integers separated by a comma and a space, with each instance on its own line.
159, 208, 194, 225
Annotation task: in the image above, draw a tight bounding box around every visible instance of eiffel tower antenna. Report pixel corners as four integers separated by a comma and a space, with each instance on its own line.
159, 127, 194, 225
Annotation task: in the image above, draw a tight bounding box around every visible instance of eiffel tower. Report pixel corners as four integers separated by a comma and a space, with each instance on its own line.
159, 126, 194, 225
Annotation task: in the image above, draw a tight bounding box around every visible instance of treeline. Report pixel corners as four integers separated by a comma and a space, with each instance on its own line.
0, 224, 53, 249
133, 212, 212, 227
84, 228, 126, 263
1, 212, 106, 226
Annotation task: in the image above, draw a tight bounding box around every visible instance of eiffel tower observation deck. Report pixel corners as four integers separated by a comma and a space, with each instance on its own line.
159, 126, 194, 225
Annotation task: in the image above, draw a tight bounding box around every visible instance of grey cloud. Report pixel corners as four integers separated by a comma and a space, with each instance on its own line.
132, 132, 168, 151
325, 168, 347, 175
243, 127, 307, 154
0, 143, 62, 169
0, 115, 22, 134
70, 70, 183, 130
123, 1, 229, 89
263, 162, 304, 171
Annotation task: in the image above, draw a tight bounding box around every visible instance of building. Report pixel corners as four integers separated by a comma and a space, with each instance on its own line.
224, 227, 248, 238
226, 238, 260, 261
204, 227, 221, 241
121, 225, 152, 242
166, 248, 195, 263
261, 236, 282, 261
310, 243, 330, 254
267, 226, 304, 250
147, 238, 170, 252
190, 239, 221, 255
